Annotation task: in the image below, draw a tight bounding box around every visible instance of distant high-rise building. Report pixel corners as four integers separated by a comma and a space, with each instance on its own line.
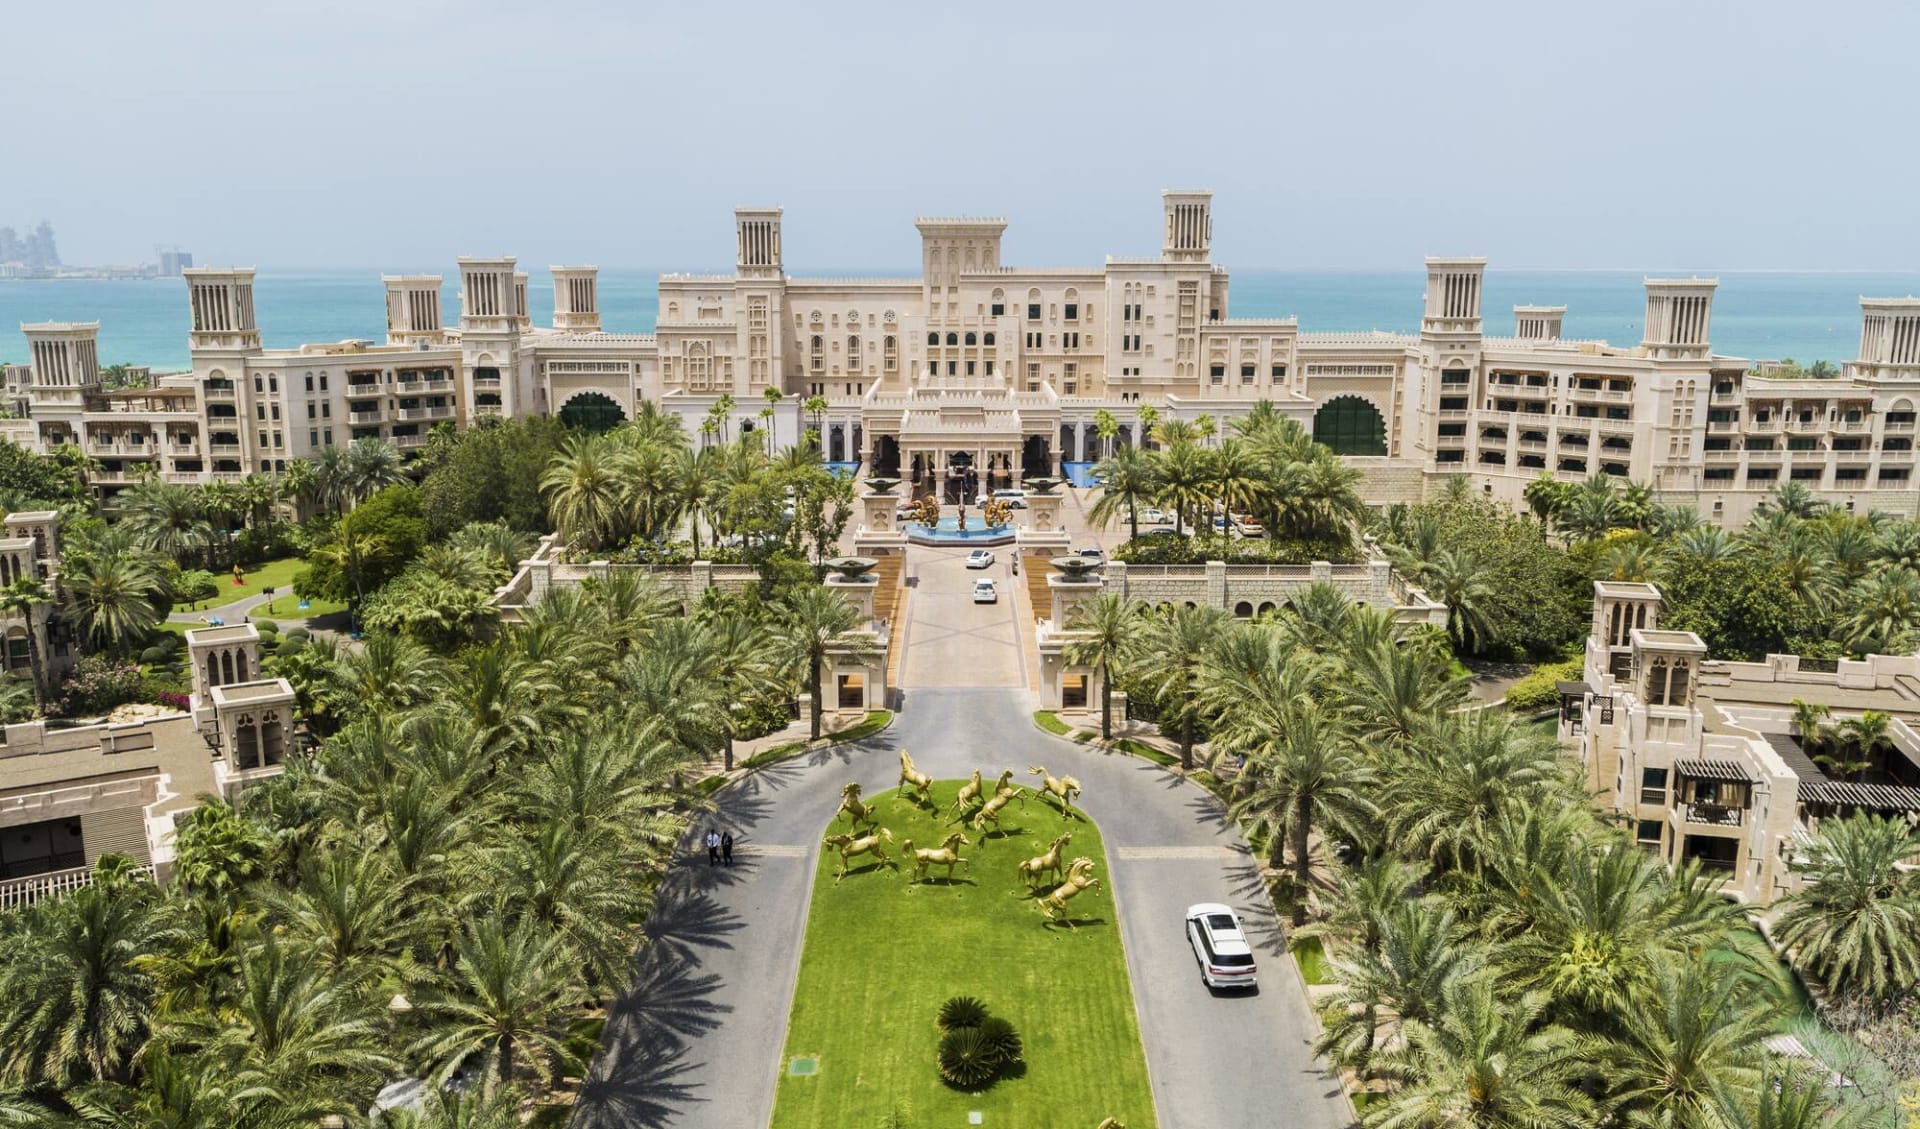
158, 250, 194, 276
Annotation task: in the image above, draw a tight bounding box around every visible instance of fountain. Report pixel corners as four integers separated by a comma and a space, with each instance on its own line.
1050, 555, 1103, 580
904, 501, 1016, 546
826, 556, 880, 580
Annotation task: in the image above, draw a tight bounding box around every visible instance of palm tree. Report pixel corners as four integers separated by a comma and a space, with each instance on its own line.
1603, 955, 1778, 1125
1062, 594, 1143, 741
344, 437, 407, 506
1422, 547, 1494, 654
1368, 977, 1593, 1129
1315, 900, 1477, 1082
772, 585, 875, 741
308, 446, 354, 515
487, 820, 650, 993
63, 554, 162, 654
266, 848, 427, 980
1673, 523, 1740, 562
802, 395, 829, 444
0, 874, 171, 1086
541, 433, 626, 551
702, 611, 781, 771
1137, 604, 1231, 770
1760, 481, 1824, 519
1086, 445, 1157, 542
1226, 698, 1374, 924
1134, 404, 1160, 449
413, 915, 585, 1094
1558, 483, 1622, 542
1826, 710, 1890, 781
1841, 567, 1920, 654
314, 528, 389, 633
0, 575, 52, 713
1154, 442, 1212, 536
1382, 711, 1560, 875
1093, 408, 1119, 459
117, 481, 213, 566
1774, 813, 1920, 1000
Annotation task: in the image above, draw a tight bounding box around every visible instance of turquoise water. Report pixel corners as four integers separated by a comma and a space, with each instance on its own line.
2, 268, 1913, 371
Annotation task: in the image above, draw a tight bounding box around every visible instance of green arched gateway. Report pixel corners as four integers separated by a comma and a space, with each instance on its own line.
1312, 395, 1388, 456
558, 391, 627, 433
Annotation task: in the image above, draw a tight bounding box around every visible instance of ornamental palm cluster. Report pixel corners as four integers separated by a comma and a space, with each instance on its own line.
0, 568, 827, 1123
934, 996, 1023, 1090
538, 404, 855, 566
1087, 404, 1366, 548
1066, 585, 1902, 1127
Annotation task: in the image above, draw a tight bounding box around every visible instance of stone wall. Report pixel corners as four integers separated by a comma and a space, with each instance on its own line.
1102, 559, 1446, 625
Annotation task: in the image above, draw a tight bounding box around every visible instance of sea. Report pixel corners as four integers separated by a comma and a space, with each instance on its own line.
2, 268, 1915, 372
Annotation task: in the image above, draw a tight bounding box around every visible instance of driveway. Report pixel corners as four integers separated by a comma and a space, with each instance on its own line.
897, 545, 1025, 688
572, 685, 1350, 1128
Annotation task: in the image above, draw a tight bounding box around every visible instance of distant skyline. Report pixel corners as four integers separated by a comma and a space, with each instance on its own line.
14, 0, 1920, 272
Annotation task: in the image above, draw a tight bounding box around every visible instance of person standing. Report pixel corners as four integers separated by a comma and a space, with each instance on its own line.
705, 828, 720, 867
721, 830, 735, 867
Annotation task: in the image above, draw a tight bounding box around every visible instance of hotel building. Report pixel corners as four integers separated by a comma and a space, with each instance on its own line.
1565, 581, 1920, 907
5, 190, 1920, 524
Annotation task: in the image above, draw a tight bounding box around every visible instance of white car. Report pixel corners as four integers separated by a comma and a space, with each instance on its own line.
1185, 903, 1257, 989
1141, 507, 1168, 524
965, 549, 995, 570
973, 578, 998, 604
990, 489, 1029, 508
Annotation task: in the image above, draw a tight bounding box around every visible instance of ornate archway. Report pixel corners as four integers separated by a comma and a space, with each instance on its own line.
558, 391, 627, 433
1312, 395, 1387, 456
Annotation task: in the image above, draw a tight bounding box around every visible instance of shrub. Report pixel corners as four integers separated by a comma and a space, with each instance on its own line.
57, 655, 145, 717
937, 1028, 999, 1089
284, 626, 310, 642
1504, 659, 1585, 712
254, 620, 279, 635
937, 996, 987, 1031
138, 646, 170, 665
975, 1016, 1023, 1066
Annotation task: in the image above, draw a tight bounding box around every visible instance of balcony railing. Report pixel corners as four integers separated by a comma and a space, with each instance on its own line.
348, 411, 383, 425
0, 865, 159, 911
474, 404, 503, 417
203, 383, 236, 399
394, 407, 449, 421
1686, 802, 1745, 827
1706, 420, 1739, 433
393, 434, 427, 450
1885, 420, 1917, 434
208, 443, 241, 456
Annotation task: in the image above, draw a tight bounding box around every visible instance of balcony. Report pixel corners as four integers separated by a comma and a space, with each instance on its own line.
394, 406, 450, 422
474, 404, 503, 417
1834, 418, 1871, 434
1517, 438, 1547, 453
472, 375, 502, 390
209, 471, 245, 483
1788, 419, 1826, 433
0, 864, 156, 912
348, 410, 384, 425
162, 471, 202, 484
1746, 418, 1782, 433
208, 443, 242, 456
1603, 388, 1634, 403
1706, 419, 1739, 434
1704, 448, 1741, 463
1885, 420, 1916, 434
203, 383, 236, 400
1881, 448, 1914, 462
393, 433, 428, 450
394, 380, 426, 394
1711, 388, 1740, 405
1685, 802, 1745, 827
1437, 408, 1469, 420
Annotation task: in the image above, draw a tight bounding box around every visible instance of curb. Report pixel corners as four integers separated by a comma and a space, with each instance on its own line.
696, 710, 897, 796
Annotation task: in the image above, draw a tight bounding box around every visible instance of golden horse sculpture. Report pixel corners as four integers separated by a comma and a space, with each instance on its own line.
902, 832, 971, 883
1029, 765, 1082, 816
992, 768, 1019, 799
971, 786, 1025, 835
897, 749, 934, 806
1095, 1120, 1126, 1129
823, 828, 895, 879
836, 782, 878, 832
1039, 857, 1102, 927
947, 768, 985, 819
1017, 832, 1073, 887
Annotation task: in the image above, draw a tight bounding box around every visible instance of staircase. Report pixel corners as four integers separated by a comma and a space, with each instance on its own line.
1024, 552, 1055, 622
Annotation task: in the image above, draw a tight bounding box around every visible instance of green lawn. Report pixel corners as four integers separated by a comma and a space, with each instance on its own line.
1291, 935, 1334, 986
772, 783, 1157, 1129
178, 556, 309, 611
252, 593, 348, 621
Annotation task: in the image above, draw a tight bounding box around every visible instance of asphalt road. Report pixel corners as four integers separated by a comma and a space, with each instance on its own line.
573, 548, 1351, 1129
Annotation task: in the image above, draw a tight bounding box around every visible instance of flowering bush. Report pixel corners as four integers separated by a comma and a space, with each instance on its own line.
58, 654, 146, 717
154, 690, 191, 712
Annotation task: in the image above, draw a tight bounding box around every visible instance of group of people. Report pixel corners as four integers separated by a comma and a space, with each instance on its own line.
704, 828, 735, 867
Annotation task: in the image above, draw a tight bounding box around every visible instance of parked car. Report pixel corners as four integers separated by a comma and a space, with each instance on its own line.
1232, 517, 1265, 538
1140, 507, 1168, 524
990, 489, 1029, 508
1077, 547, 1106, 564
965, 549, 995, 569
1185, 903, 1258, 989
973, 578, 998, 603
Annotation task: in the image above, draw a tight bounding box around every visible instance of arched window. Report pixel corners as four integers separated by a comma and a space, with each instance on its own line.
927, 332, 938, 346
983, 332, 995, 346
1312, 396, 1388, 456
946, 333, 958, 346
847, 335, 861, 369
883, 336, 897, 373
1234, 601, 1253, 618
810, 335, 825, 373
965, 332, 977, 346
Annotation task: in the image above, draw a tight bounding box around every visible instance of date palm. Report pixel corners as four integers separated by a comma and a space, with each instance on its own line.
1774, 813, 1920, 1000
1152, 440, 1211, 536
118, 481, 213, 566
1602, 955, 1779, 1126
1086, 445, 1158, 542
1225, 698, 1374, 924
413, 915, 585, 1094
1382, 711, 1560, 876
63, 553, 163, 654
1137, 604, 1232, 771
1421, 547, 1495, 655
541, 433, 626, 551
1316, 901, 1478, 1082
0, 875, 172, 1086
1367, 976, 1592, 1129
1062, 593, 1144, 741
771, 584, 874, 741
0, 575, 52, 712
1282, 452, 1366, 542
699, 611, 780, 770
313, 527, 388, 633
1840, 567, 1920, 653
344, 437, 407, 506
487, 820, 649, 992
265, 848, 427, 980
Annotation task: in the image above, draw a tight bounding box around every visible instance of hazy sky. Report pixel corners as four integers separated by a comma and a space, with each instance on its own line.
13, 0, 1919, 272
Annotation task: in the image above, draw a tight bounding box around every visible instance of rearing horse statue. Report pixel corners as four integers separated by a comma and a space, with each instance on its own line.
1029, 765, 1081, 817
897, 749, 934, 806
947, 768, 985, 820
1017, 831, 1073, 887
836, 782, 878, 833
1038, 856, 1102, 928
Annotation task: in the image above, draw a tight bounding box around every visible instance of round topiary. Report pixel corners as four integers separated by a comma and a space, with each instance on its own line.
254, 620, 279, 635
284, 627, 310, 642
937, 995, 987, 1031
937, 1027, 999, 1089
138, 646, 169, 664
976, 1016, 1022, 1066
